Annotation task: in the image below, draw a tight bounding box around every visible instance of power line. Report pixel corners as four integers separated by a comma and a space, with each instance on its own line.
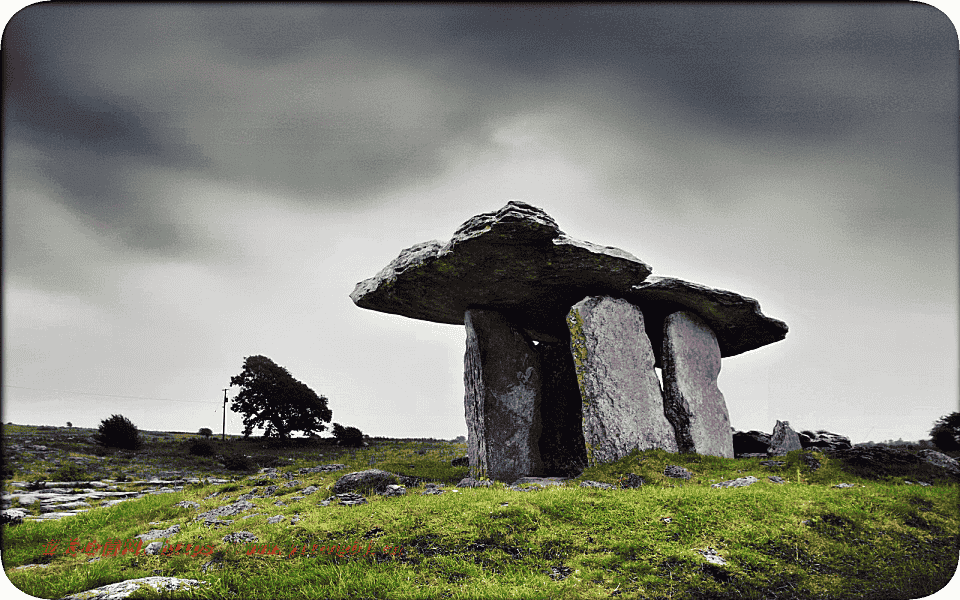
3, 384, 223, 405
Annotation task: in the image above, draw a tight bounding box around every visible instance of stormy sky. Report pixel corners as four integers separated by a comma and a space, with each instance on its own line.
3, 3, 958, 444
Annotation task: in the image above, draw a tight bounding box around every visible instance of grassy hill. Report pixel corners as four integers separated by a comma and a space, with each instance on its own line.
2, 424, 957, 599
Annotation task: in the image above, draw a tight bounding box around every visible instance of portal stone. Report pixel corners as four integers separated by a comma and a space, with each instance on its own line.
536, 337, 587, 476
567, 296, 678, 466
662, 311, 734, 458
464, 309, 543, 482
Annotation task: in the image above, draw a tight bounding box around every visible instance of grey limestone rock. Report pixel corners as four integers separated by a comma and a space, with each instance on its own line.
579, 480, 614, 490
567, 296, 678, 466
711, 476, 758, 489
174, 500, 199, 509
334, 492, 367, 506
135, 524, 181, 542
1, 508, 28, 525
733, 430, 772, 456
456, 477, 493, 488
350, 201, 654, 341
768, 476, 786, 484
620, 474, 645, 489
143, 542, 163, 555
663, 465, 692, 480
57, 577, 209, 600
662, 311, 734, 458
195, 500, 256, 523
332, 469, 401, 495
917, 449, 960, 478
380, 484, 406, 497
797, 430, 852, 453
222, 531, 258, 544
267, 515, 285, 524
464, 309, 543, 482
625, 276, 788, 367
511, 477, 567, 487
767, 421, 803, 456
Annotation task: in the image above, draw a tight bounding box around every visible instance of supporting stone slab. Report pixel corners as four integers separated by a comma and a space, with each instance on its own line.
464, 309, 544, 482
662, 311, 734, 458
567, 296, 678, 466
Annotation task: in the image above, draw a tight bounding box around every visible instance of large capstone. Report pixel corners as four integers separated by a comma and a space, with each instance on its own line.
351, 201, 653, 340
567, 296, 678, 465
464, 309, 543, 481
662, 311, 734, 458
625, 276, 788, 368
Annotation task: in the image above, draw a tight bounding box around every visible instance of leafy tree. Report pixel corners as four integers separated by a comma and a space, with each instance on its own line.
66, 422, 72, 428
930, 412, 960, 452
93, 414, 141, 450
198, 427, 214, 439
229, 355, 332, 439
332, 423, 364, 447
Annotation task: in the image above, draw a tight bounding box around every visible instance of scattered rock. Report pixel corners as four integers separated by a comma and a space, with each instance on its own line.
195, 500, 256, 523
695, 547, 727, 565
456, 477, 493, 488
332, 470, 401, 495
833, 483, 856, 488
663, 465, 692, 480
267, 515, 285, 524
143, 542, 163, 555
333, 493, 367, 506
759, 460, 785, 467
767, 420, 802, 456
620, 474, 645, 489
297, 464, 347, 474
768, 476, 786, 484
222, 531, 258, 544
174, 500, 199, 509
421, 484, 446, 496
381, 485, 406, 497
579, 480, 614, 490
1, 508, 28, 525
57, 576, 209, 600
135, 524, 181, 542
797, 430, 852, 453
917, 449, 960, 478
800, 452, 821, 471
733, 430, 771, 456
711, 476, 758, 489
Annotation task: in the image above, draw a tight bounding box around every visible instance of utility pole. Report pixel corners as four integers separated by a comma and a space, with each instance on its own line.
222, 388, 229, 441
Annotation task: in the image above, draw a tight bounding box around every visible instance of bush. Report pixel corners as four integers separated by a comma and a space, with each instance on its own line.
332, 423, 364, 447
93, 414, 141, 450
198, 427, 214, 439
222, 452, 253, 471
49, 463, 90, 482
188, 438, 216, 457
930, 412, 960, 452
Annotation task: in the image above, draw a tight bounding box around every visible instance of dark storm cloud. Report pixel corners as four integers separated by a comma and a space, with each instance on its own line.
4, 4, 955, 257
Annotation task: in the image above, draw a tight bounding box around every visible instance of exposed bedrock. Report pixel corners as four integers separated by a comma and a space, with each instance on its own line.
464, 309, 544, 482
567, 296, 679, 466
662, 311, 734, 458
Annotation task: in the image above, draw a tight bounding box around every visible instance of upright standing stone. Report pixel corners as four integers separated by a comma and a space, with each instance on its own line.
464, 309, 543, 481
662, 311, 734, 458
767, 420, 802, 456
567, 296, 678, 466
536, 338, 587, 476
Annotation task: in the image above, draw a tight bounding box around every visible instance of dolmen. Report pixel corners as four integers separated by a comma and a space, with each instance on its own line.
351, 201, 788, 482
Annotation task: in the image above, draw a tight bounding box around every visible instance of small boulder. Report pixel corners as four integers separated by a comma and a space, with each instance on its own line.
332, 470, 401, 495
797, 430, 852, 453
456, 477, 493, 488
663, 465, 692, 480
620, 474, 645, 489
57, 577, 209, 600
767, 421, 802, 456
579, 480, 614, 490
380, 485, 406, 497
732, 430, 771, 456
1, 508, 28, 525
917, 449, 960, 478
222, 531, 258, 544
711, 476, 758, 489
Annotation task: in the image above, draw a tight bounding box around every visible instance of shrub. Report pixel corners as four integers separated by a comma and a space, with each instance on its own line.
93, 414, 141, 450
332, 423, 364, 447
188, 438, 216, 457
198, 427, 214, 439
49, 463, 90, 482
930, 412, 960, 452
222, 452, 253, 471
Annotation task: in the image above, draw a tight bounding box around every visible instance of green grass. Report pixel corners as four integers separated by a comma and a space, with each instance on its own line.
2, 427, 958, 599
